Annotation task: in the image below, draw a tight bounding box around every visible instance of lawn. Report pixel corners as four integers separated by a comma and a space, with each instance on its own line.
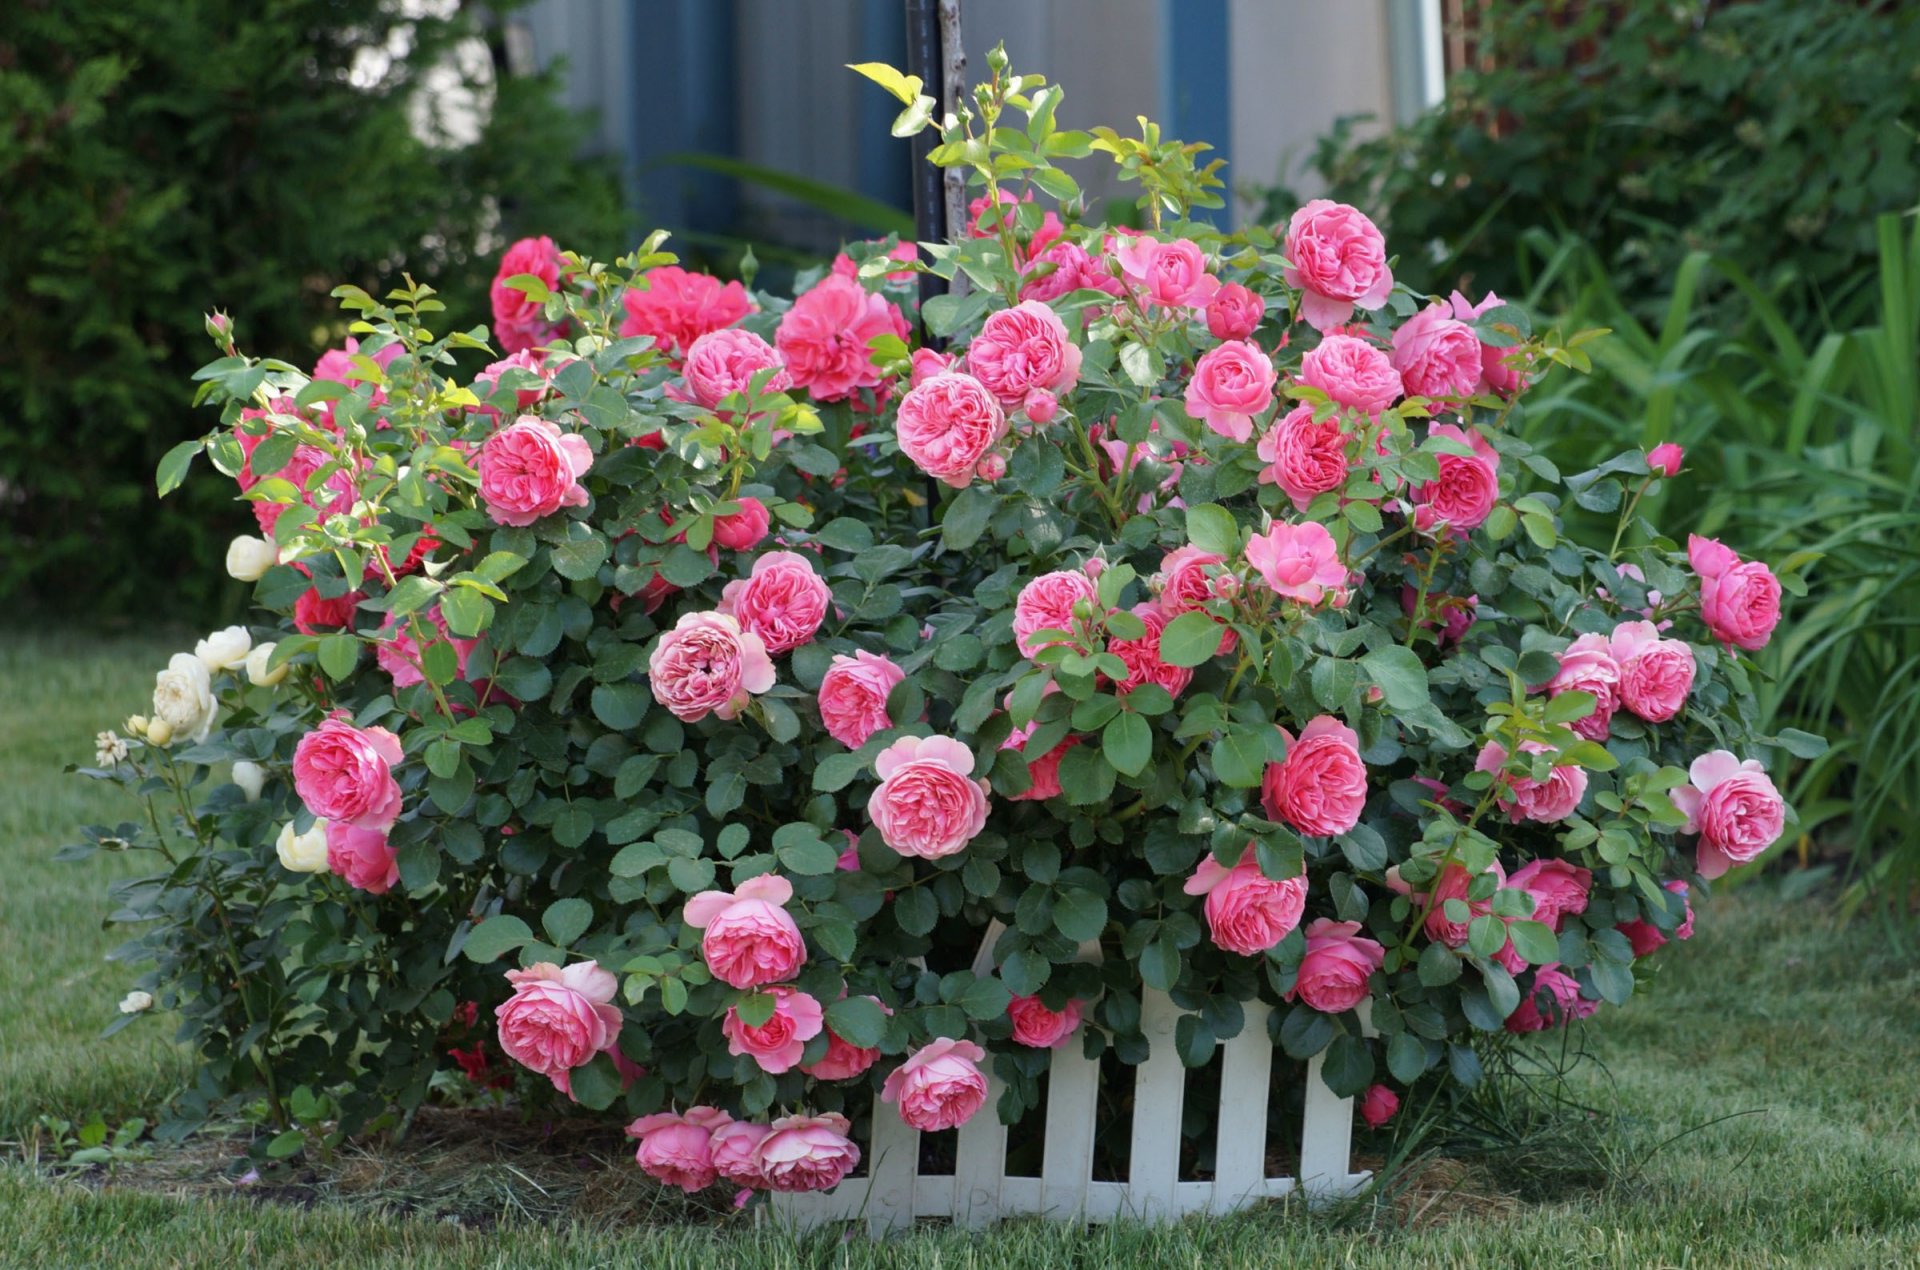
3, 630, 1918, 1268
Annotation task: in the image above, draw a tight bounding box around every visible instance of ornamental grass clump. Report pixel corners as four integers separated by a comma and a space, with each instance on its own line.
73, 52, 1818, 1198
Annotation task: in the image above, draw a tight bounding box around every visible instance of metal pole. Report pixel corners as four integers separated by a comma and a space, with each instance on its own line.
903, 0, 949, 344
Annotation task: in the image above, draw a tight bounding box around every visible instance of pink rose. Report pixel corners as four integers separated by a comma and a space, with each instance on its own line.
646, 610, 776, 722
910, 347, 956, 387
1414, 423, 1499, 532
775, 273, 908, 402
1282, 200, 1393, 331
966, 300, 1082, 411
1619, 880, 1695, 956
802, 997, 890, 1080
1185, 339, 1276, 443
881, 1037, 989, 1131
1506, 859, 1592, 931
619, 266, 754, 359
817, 650, 906, 748
628, 1106, 731, 1192
867, 735, 990, 859
1287, 918, 1387, 1014
708, 1120, 772, 1189
1008, 995, 1083, 1049
1475, 740, 1589, 824
325, 822, 398, 894
1021, 240, 1124, 304
375, 606, 476, 691
722, 985, 824, 1074
292, 583, 362, 635
235, 422, 359, 537
1002, 727, 1081, 802
1023, 391, 1058, 425
1610, 620, 1695, 722
293, 713, 403, 831
1153, 545, 1233, 653
1671, 750, 1785, 878
1545, 633, 1622, 742
1402, 587, 1478, 646
1115, 234, 1220, 310
710, 497, 772, 552
490, 236, 564, 353
1689, 536, 1781, 651
1262, 715, 1368, 837
1361, 1084, 1400, 1129
478, 416, 593, 527
312, 335, 402, 390
682, 874, 805, 990
682, 328, 789, 409
1413, 859, 1506, 947
471, 347, 557, 418
1245, 520, 1346, 606
717, 550, 831, 654
1447, 290, 1529, 395
1107, 603, 1193, 698
1300, 333, 1403, 416
1647, 442, 1684, 477
1184, 847, 1309, 956
1504, 965, 1596, 1033
496, 960, 623, 1094
753, 1112, 862, 1193
895, 372, 1008, 488
1013, 568, 1099, 658
1257, 403, 1352, 511
1206, 283, 1266, 340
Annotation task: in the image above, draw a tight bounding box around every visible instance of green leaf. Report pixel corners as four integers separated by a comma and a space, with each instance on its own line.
1102, 711, 1152, 777
959, 975, 1013, 1021
773, 824, 842, 875
1184, 503, 1239, 555
463, 915, 533, 964
1175, 1013, 1217, 1068
551, 534, 608, 581
1386, 1032, 1429, 1084
317, 634, 359, 682
1056, 745, 1116, 806
1360, 646, 1430, 710
1507, 919, 1561, 966
846, 60, 923, 104
156, 440, 203, 497
542, 898, 593, 947
265, 1129, 306, 1160
1772, 728, 1829, 759
1159, 611, 1224, 668
824, 995, 887, 1047
1279, 1005, 1334, 1059
1138, 937, 1181, 992
1052, 888, 1109, 943
1543, 690, 1597, 725
591, 682, 650, 730
566, 1055, 621, 1110
1320, 1033, 1375, 1097
940, 485, 996, 552
1416, 941, 1462, 987
1211, 727, 1270, 788
895, 887, 938, 936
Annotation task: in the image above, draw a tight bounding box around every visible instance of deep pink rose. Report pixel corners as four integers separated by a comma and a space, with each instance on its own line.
895, 372, 1008, 488
1184, 847, 1309, 956
478, 416, 592, 527
496, 960, 622, 1094
722, 985, 824, 1074
1283, 200, 1393, 331
909, 347, 956, 387
1261, 715, 1368, 837
1245, 521, 1346, 606
293, 714, 403, 830
1610, 620, 1695, 722
1021, 240, 1124, 304
1206, 283, 1266, 340
1185, 339, 1276, 443
1108, 602, 1193, 698
682, 874, 805, 990
620, 266, 753, 359
881, 1038, 989, 1131
682, 328, 789, 409
1672, 751, 1785, 878
375, 606, 476, 691
817, 650, 906, 748
292, 583, 363, 634
325, 822, 398, 894
1008, 995, 1083, 1048
628, 1106, 731, 1192
1506, 859, 1592, 931
1002, 726, 1081, 802
1504, 965, 1596, 1033
1545, 633, 1622, 742
1412, 859, 1506, 947
717, 550, 831, 654
1300, 333, 1403, 416
1647, 442, 1684, 478
966, 300, 1082, 412
235, 417, 359, 537
1013, 568, 1099, 658
867, 736, 990, 859
1153, 545, 1233, 654
802, 996, 889, 1080
1414, 422, 1499, 533
775, 273, 907, 402
1476, 741, 1589, 824
1115, 234, 1220, 310
646, 610, 776, 722
1402, 586, 1478, 646
710, 497, 772, 552
1447, 290, 1529, 395
1257, 403, 1351, 511
1362, 1084, 1400, 1128
491, 236, 564, 353
708, 1120, 772, 1190
1619, 880, 1695, 956
1690, 535, 1782, 651
1287, 918, 1387, 1014
753, 1112, 861, 1193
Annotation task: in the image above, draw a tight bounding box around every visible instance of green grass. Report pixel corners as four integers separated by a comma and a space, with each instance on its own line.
3, 632, 1919, 1267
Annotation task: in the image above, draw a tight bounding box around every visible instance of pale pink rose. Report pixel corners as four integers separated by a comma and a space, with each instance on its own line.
1245, 521, 1346, 606
491, 236, 564, 353
802, 997, 890, 1081
1447, 290, 1529, 395
1115, 234, 1220, 310
496, 960, 623, 1094
1619, 880, 1695, 956
620, 266, 754, 359
646, 610, 776, 722
1153, 545, 1234, 654
1283, 200, 1393, 331
895, 372, 1008, 488
1206, 283, 1266, 340
1107, 602, 1193, 698
682, 328, 789, 409
910, 347, 956, 387
682, 874, 805, 990
867, 735, 991, 859
1185, 339, 1276, 443
753, 1112, 862, 1193
1414, 422, 1500, 532
1021, 240, 1124, 304
1686, 534, 1741, 579
1001, 727, 1081, 802
717, 550, 831, 655
710, 497, 772, 552
1689, 536, 1781, 651
1184, 847, 1309, 956
1646, 442, 1684, 478
628, 1106, 732, 1192
1008, 995, 1083, 1048
325, 822, 398, 894
478, 416, 593, 527
1504, 965, 1596, 1033
708, 1120, 772, 1189
966, 300, 1082, 410
1671, 750, 1785, 878
775, 273, 908, 402
375, 606, 477, 690
1361, 1084, 1400, 1128
1300, 334, 1403, 416
1506, 859, 1592, 931
722, 985, 824, 1074
1287, 918, 1387, 1014
1013, 568, 1099, 658
1262, 715, 1368, 837
293, 713, 404, 831
1257, 403, 1351, 511
1546, 633, 1622, 741
881, 1038, 989, 1131
1413, 859, 1507, 947
817, 650, 906, 748
1610, 620, 1695, 722
1476, 741, 1589, 824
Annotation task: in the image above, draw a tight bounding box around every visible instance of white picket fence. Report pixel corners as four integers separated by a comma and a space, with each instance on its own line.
770, 930, 1372, 1232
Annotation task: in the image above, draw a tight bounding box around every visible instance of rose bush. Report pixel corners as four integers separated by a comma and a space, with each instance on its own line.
72, 53, 1821, 1201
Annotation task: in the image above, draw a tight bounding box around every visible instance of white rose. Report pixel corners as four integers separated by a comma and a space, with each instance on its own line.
119, 990, 154, 1014
246, 642, 288, 687
152, 653, 215, 744
276, 819, 331, 873
231, 760, 266, 802
195, 625, 253, 673
145, 718, 174, 747
225, 535, 278, 582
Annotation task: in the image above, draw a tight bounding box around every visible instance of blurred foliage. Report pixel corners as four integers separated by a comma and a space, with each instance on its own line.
0, 0, 630, 619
